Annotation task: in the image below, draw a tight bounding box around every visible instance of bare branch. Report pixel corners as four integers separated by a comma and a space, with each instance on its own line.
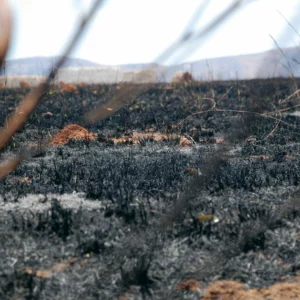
0, 156, 22, 179
0, 0, 12, 68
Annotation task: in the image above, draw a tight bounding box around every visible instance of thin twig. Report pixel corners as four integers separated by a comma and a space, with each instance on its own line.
216, 85, 234, 106
277, 10, 300, 40
179, 108, 296, 129
269, 34, 298, 92
268, 104, 300, 114
265, 118, 281, 139
178, 85, 234, 126
178, 97, 216, 127
264, 102, 281, 139
278, 89, 300, 104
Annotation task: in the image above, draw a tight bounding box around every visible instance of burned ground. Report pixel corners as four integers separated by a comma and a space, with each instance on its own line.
1, 79, 300, 299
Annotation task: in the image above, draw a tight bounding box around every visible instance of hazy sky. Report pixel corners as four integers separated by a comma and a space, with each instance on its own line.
7, 0, 300, 65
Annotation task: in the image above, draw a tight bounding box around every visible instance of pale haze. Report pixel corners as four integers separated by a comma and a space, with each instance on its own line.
7, 0, 300, 65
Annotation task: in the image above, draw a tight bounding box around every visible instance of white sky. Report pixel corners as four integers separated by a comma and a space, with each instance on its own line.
7, 0, 300, 65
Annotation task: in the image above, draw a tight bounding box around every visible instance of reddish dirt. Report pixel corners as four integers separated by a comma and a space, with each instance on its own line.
60, 83, 78, 93
19, 80, 30, 88
215, 137, 225, 144
176, 279, 300, 299
179, 136, 193, 147
24, 258, 78, 279
171, 71, 194, 84
50, 124, 97, 146
112, 131, 180, 144
112, 131, 200, 147
177, 279, 202, 292
249, 155, 270, 160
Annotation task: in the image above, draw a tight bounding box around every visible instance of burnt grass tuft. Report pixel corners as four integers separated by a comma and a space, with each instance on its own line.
1, 79, 300, 298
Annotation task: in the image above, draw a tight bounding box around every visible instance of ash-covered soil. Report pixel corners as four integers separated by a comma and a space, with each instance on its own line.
1, 79, 300, 299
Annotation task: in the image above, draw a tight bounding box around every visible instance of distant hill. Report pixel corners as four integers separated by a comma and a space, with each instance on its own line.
1, 47, 300, 81
165, 47, 300, 81
0, 56, 103, 76
116, 63, 160, 71
0, 57, 161, 76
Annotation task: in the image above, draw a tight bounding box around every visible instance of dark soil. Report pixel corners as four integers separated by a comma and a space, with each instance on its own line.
1, 79, 300, 299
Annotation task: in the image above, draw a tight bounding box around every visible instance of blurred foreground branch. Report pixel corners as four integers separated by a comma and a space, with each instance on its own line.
0, 0, 105, 178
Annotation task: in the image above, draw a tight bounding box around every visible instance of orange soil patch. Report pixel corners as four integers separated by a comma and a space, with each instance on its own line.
19, 177, 32, 184
176, 279, 300, 300
60, 83, 78, 93
216, 137, 225, 144
112, 132, 212, 147
10, 176, 32, 184
24, 258, 77, 279
202, 280, 264, 300
112, 132, 180, 144
259, 280, 300, 300
120, 286, 142, 300
50, 124, 97, 146
180, 136, 193, 147
19, 80, 30, 88
185, 167, 199, 174
177, 279, 202, 292
248, 155, 270, 160
171, 71, 194, 84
